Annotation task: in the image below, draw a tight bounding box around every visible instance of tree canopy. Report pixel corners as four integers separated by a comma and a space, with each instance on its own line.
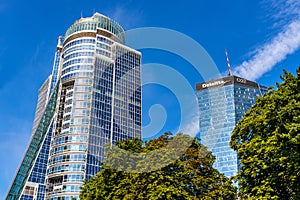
80, 133, 237, 200
230, 67, 300, 199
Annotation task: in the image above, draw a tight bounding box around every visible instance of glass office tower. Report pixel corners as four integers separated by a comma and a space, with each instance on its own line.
196, 75, 268, 177
6, 13, 142, 200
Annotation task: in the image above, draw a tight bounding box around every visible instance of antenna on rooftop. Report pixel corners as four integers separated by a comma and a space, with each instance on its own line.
225, 48, 232, 76
80, 11, 83, 18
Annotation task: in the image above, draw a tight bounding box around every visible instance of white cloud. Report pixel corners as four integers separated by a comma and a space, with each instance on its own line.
233, 20, 300, 80
233, 0, 300, 80
268, 0, 300, 21
180, 112, 199, 137
179, 95, 200, 137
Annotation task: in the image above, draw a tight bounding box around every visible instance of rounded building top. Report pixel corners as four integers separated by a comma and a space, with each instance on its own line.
64, 12, 125, 43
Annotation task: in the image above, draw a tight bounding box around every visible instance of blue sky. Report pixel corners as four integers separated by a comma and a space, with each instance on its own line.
0, 0, 299, 198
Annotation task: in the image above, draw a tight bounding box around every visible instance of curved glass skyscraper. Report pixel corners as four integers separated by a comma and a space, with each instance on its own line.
6, 13, 142, 200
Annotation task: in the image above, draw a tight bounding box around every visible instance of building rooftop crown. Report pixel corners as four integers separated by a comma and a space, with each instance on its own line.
64, 12, 125, 43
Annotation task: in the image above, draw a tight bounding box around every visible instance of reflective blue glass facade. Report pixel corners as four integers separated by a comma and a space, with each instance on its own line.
19, 123, 53, 200
7, 13, 141, 200
6, 83, 59, 200
50, 36, 63, 95
196, 76, 268, 177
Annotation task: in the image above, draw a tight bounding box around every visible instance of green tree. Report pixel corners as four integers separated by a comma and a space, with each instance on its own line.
230, 67, 300, 199
80, 133, 237, 199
